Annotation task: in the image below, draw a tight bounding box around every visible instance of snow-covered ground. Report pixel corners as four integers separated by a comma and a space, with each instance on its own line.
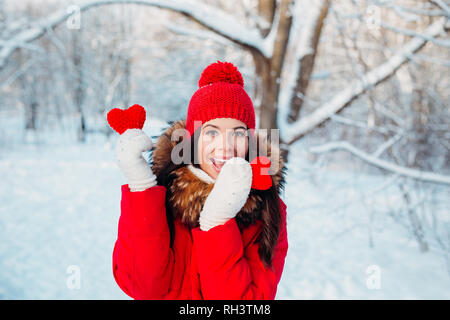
277, 143, 450, 299
0, 118, 449, 299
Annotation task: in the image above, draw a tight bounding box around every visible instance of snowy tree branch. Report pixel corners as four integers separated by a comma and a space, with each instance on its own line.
280, 17, 447, 145
430, 0, 450, 18
384, 3, 447, 18
163, 22, 233, 47
377, 20, 450, 47
308, 141, 450, 185
371, 132, 404, 158
0, 0, 268, 70
329, 114, 402, 135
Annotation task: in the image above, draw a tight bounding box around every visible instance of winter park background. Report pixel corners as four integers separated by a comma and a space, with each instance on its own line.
0, 0, 449, 299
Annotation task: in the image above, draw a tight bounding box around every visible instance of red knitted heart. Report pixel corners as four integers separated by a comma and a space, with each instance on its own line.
107, 104, 146, 134
250, 156, 273, 190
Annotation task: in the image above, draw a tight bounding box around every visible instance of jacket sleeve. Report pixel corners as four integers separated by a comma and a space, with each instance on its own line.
191, 197, 288, 300
112, 184, 174, 299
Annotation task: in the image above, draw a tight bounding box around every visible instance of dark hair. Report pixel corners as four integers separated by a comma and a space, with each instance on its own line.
253, 185, 282, 269
151, 123, 283, 268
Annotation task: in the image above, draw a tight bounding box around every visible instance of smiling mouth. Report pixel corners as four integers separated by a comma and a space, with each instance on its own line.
210, 157, 229, 172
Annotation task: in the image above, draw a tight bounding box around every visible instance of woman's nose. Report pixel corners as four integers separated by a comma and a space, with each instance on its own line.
216, 131, 235, 153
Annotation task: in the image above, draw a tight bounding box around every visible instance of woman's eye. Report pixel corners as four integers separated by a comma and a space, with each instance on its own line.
205, 130, 218, 137
233, 130, 246, 137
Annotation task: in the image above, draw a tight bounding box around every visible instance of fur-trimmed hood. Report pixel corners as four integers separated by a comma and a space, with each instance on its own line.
150, 120, 286, 229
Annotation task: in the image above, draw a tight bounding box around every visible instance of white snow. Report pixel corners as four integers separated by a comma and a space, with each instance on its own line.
277, 143, 450, 299
0, 117, 449, 299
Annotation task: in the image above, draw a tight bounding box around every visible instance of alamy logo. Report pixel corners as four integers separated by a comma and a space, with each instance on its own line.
366, 265, 381, 290
66, 265, 81, 290
66, 5, 81, 30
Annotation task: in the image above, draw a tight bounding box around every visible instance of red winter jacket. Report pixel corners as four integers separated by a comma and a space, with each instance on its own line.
112, 184, 288, 300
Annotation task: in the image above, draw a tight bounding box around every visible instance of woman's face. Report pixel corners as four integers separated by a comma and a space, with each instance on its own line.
197, 118, 249, 180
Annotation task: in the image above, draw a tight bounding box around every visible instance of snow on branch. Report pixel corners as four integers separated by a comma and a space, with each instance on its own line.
163, 21, 233, 47
377, 20, 450, 47
280, 17, 447, 145
385, 3, 448, 18
430, 0, 450, 18
0, 0, 267, 70
308, 141, 450, 185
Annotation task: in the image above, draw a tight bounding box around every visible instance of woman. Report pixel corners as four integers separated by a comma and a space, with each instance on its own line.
112, 61, 288, 299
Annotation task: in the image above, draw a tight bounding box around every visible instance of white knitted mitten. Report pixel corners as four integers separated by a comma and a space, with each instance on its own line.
199, 157, 253, 231
115, 129, 157, 192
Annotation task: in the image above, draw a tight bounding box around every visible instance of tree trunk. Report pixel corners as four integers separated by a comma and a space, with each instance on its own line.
254, 0, 293, 137
288, 0, 330, 123
253, 53, 279, 131
25, 101, 38, 130
257, 0, 276, 37
399, 183, 429, 253
72, 32, 86, 143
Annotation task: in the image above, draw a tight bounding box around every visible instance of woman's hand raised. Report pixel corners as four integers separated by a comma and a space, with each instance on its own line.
115, 128, 157, 192
199, 157, 252, 231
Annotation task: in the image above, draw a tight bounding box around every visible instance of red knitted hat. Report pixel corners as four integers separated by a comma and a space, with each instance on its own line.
185, 61, 255, 136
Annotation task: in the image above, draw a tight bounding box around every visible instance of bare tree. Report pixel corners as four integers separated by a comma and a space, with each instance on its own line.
0, 0, 448, 171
